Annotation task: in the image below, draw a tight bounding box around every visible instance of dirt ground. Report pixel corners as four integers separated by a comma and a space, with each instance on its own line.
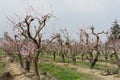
0, 55, 56, 80
1, 55, 120, 80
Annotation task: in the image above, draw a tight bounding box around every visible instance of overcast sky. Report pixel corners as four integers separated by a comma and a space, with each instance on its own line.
0, 0, 120, 41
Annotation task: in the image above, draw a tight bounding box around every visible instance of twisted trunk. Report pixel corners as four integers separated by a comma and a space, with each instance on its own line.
90, 52, 100, 69
33, 56, 40, 80
18, 53, 24, 68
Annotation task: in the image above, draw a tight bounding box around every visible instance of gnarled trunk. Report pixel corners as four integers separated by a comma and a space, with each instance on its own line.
18, 53, 24, 68
89, 52, 100, 69
33, 57, 40, 80
25, 57, 31, 72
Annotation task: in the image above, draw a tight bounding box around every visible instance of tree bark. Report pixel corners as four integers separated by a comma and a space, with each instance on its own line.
25, 57, 31, 72
90, 52, 100, 69
33, 57, 40, 80
72, 56, 76, 65
18, 53, 24, 68
81, 53, 85, 61
62, 53, 65, 63
53, 52, 56, 61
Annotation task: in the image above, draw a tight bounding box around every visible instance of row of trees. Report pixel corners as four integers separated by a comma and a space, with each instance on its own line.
1, 11, 59, 80
1, 9, 120, 79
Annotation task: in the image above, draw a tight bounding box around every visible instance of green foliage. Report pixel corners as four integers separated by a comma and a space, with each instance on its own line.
110, 19, 120, 40
39, 62, 100, 80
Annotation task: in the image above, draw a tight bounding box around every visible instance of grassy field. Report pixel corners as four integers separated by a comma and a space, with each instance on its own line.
0, 49, 118, 79
39, 53, 118, 76
39, 62, 101, 80
0, 61, 5, 74
0, 49, 4, 56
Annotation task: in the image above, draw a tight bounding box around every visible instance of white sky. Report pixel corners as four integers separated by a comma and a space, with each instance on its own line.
0, 0, 120, 41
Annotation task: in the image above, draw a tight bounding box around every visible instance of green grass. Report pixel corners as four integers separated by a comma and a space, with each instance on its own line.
40, 54, 77, 63
76, 60, 117, 73
76, 61, 90, 68
39, 62, 100, 80
40, 54, 118, 75
77, 60, 107, 70
0, 49, 4, 55
0, 49, 5, 74
0, 61, 5, 74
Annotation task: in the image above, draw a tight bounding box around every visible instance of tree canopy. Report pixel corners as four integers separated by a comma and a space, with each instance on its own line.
110, 19, 120, 40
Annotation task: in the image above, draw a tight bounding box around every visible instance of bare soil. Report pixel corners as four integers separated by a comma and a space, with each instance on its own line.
0, 55, 56, 80
1, 55, 120, 80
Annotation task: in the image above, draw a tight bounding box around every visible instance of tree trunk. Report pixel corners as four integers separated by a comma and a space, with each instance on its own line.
62, 53, 65, 63
102, 51, 108, 62
53, 52, 56, 61
81, 53, 85, 61
9, 52, 14, 63
33, 57, 40, 80
72, 56, 76, 65
18, 53, 24, 68
90, 52, 100, 69
25, 57, 31, 72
